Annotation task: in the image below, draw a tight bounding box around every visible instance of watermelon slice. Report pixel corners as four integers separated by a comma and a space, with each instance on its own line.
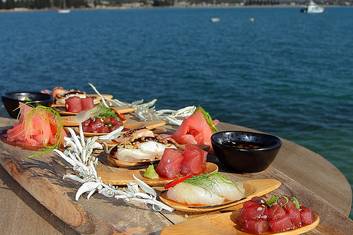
172, 107, 217, 148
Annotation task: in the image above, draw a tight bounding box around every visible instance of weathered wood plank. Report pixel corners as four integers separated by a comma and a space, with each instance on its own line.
0, 116, 172, 234
0, 117, 352, 234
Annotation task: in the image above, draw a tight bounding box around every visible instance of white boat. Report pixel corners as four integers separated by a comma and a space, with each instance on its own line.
301, 1, 324, 14
58, 0, 70, 14
58, 9, 71, 14
210, 17, 220, 23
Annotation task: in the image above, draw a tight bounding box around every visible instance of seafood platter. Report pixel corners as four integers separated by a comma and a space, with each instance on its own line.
0, 83, 324, 235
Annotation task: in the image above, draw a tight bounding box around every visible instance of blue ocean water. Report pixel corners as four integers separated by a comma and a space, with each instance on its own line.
0, 8, 352, 216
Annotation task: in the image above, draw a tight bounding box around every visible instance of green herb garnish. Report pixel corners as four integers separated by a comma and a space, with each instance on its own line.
291, 196, 301, 209
184, 172, 235, 192
266, 195, 279, 207
196, 106, 218, 132
94, 104, 117, 119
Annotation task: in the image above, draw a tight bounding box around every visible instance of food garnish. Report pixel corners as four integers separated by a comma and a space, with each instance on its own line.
166, 172, 245, 206
196, 106, 218, 132
164, 174, 192, 189
143, 164, 160, 180
94, 103, 117, 119
232, 195, 316, 234
6, 103, 65, 153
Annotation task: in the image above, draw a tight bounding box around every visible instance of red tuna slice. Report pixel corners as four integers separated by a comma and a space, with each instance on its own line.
242, 219, 269, 234
300, 207, 314, 225
269, 215, 295, 232
156, 148, 184, 179
81, 97, 94, 111
65, 96, 82, 113
172, 110, 213, 148
180, 144, 207, 176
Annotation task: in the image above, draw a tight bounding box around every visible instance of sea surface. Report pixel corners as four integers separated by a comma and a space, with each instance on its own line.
0, 7, 352, 217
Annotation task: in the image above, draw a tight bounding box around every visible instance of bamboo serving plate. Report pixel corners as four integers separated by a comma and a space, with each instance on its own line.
159, 179, 281, 213
96, 162, 218, 186
160, 212, 319, 235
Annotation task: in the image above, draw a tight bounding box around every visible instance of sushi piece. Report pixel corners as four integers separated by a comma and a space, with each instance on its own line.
166, 172, 245, 206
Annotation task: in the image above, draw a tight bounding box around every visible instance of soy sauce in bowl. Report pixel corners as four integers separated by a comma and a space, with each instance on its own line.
211, 131, 282, 173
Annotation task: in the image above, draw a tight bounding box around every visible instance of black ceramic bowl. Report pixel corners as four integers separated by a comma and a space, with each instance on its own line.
2, 91, 53, 118
211, 131, 281, 173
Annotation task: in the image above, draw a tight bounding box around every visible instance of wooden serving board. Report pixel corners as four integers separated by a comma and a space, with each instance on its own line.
0, 118, 352, 235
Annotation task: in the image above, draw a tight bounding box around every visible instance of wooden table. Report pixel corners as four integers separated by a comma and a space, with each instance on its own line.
0, 117, 352, 235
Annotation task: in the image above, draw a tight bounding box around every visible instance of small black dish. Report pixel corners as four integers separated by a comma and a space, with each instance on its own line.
2, 91, 53, 118
211, 131, 281, 173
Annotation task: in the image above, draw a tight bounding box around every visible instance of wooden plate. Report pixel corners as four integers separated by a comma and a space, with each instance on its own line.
159, 179, 281, 213
160, 212, 319, 235
96, 162, 218, 186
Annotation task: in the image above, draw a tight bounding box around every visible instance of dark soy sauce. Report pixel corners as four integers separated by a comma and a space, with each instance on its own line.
222, 141, 266, 150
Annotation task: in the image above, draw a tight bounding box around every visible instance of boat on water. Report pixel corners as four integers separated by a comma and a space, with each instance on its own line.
301, 0, 324, 14
210, 17, 220, 23
58, 0, 70, 14
58, 9, 71, 14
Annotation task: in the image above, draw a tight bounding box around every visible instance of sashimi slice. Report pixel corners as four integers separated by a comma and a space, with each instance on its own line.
166, 182, 224, 206
65, 96, 82, 113
180, 144, 207, 176
156, 148, 184, 179
81, 97, 94, 111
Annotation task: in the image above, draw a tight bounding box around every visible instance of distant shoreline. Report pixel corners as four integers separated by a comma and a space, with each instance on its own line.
0, 5, 352, 13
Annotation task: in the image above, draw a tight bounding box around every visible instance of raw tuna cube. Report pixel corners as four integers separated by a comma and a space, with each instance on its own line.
265, 204, 287, 220
300, 207, 314, 225
243, 219, 269, 234
287, 207, 302, 228
269, 215, 295, 232
241, 205, 266, 220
